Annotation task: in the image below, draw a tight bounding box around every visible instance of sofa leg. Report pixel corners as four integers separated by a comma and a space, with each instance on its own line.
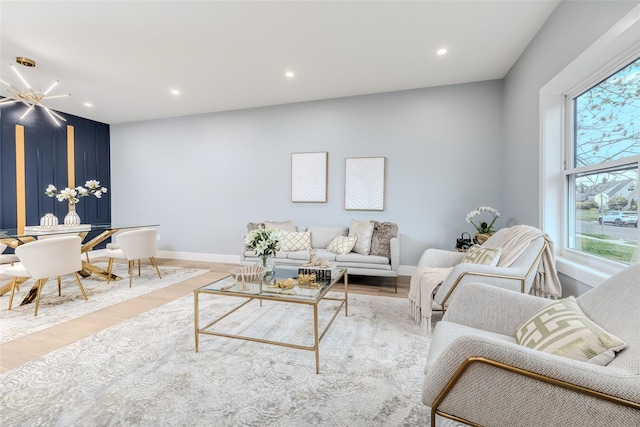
394, 277, 398, 293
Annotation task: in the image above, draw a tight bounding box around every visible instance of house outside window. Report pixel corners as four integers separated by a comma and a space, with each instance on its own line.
565, 58, 639, 266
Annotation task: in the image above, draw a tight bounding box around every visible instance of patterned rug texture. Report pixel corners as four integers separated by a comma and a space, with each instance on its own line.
0, 263, 209, 343
0, 291, 464, 426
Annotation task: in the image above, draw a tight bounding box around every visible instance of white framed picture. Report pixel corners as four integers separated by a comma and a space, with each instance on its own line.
291, 152, 328, 203
344, 157, 386, 211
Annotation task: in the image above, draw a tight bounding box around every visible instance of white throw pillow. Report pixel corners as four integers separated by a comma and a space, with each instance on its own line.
280, 231, 311, 252
327, 235, 357, 255
348, 219, 374, 255
461, 245, 502, 267
516, 296, 626, 366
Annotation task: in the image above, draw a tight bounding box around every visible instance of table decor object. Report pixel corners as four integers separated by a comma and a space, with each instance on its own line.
465, 206, 500, 244
231, 266, 266, 290
45, 180, 108, 225
39, 213, 58, 228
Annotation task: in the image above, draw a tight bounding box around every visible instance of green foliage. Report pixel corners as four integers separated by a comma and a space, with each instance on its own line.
608, 195, 629, 210
576, 200, 598, 210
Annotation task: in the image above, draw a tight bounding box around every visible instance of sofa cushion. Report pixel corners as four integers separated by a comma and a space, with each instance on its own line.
334, 252, 390, 265
370, 221, 398, 257
264, 220, 297, 232
461, 245, 502, 266
348, 219, 374, 255
327, 235, 357, 254
515, 296, 627, 366
308, 226, 348, 249
280, 231, 311, 252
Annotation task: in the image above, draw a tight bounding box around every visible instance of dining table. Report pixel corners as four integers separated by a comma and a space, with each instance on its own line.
0, 222, 159, 305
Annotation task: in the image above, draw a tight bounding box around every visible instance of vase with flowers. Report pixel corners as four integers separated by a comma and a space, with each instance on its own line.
244, 226, 282, 281
45, 180, 108, 225
466, 206, 501, 244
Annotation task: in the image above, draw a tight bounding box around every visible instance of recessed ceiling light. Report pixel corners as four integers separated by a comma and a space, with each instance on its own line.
170, 89, 180, 95
285, 71, 295, 78
83, 102, 93, 107
437, 48, 448, 55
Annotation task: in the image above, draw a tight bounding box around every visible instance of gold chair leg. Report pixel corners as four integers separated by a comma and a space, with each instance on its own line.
128, 260, 134, 288
34, 278, 47, 316
73, 272, 88, 300
150, 256, 162, 280
58, 276, 62, 296
8, 277, 19, 310
107, 258, 114, 284
138, 259, 141, 276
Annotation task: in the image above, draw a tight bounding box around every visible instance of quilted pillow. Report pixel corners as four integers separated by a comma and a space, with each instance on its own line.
280, 231, 311, 252
516, 296, 626, 366
369, 221, 398, 257
348, 219, 374, 255
327, 235, 357, 255
461, 245, 501, 267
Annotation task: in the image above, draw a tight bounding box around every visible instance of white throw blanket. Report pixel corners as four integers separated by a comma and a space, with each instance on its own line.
408, 225, 562, 334
408, 267, 452, 335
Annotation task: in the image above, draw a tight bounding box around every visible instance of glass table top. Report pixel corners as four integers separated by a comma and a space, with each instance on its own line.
200, 265, 346, 302
0, 223, 160, 239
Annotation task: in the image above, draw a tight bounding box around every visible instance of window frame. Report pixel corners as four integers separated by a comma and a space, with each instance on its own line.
541, 5, 640, 288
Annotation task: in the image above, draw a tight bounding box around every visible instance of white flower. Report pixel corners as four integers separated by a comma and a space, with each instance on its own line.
85, 180, 100, 189
466, 206, 501, 234
44, 179, 108, 204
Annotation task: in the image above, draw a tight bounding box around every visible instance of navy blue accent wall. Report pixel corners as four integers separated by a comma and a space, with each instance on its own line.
0, 103, 111, 246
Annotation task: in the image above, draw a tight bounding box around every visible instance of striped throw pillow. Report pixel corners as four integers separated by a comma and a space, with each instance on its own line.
516, 297, 626, 366
461, 245, 501, 266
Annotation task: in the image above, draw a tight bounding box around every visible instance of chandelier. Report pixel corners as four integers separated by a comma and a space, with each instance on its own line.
0, 57, 70, 126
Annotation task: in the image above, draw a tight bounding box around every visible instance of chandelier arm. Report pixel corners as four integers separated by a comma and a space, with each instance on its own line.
41, 105, 62, 126
20, 106, 35, 120
10, 63, 36, 94
0, 95, 21, 105
42, 94, 71, 100
37, 102, 67, 122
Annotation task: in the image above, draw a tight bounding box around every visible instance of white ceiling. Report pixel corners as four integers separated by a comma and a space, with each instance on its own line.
0, 1, 560, 125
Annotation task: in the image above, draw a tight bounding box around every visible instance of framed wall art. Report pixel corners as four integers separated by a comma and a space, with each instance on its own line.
291, 151, 328, 203
344, 157, 386, 211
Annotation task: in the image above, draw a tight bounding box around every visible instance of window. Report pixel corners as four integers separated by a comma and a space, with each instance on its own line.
565, 58, 639, 266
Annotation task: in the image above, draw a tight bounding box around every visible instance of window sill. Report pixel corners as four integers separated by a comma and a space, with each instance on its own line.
556, 256, 623, 289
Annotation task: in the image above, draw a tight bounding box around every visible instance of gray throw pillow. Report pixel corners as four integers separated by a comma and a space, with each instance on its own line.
369, 221, 398, 257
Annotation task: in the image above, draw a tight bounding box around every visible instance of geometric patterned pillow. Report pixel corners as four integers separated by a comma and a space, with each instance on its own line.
516, 296, 627, 366
327, 235, 357, 255
280, 231, 311, 252
461, 245, 501, 266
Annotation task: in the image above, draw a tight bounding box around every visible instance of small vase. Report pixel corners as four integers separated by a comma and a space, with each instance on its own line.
259, 256, 276, 283
473, 233, 491, 245
40, 213, 59, 228
64, 203, 81, 225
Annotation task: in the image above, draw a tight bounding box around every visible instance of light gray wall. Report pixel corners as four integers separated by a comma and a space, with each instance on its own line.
111, 81, 504, 266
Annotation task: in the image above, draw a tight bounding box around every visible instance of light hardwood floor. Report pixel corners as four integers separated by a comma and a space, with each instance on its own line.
0, 258, 409, 373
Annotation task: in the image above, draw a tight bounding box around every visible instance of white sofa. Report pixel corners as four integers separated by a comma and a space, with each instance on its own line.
240, 222, 400, 291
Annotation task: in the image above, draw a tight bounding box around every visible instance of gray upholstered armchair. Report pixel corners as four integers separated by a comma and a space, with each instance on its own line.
418, 227, 547, 314
421, 263, 640, 426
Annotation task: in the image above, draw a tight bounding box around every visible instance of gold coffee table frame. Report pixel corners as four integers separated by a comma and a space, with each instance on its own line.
194, 267, 348, 374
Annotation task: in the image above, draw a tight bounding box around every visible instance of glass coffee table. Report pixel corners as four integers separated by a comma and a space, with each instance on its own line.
194, 265, 348, 374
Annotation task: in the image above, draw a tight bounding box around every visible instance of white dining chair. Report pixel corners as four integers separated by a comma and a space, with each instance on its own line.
105, 228, 161, 287
0, 242, 19, 266
5, 236, 87, 316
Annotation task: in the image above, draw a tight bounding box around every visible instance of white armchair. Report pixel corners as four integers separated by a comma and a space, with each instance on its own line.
106, 228, 161, 287
422, 263, 640, 426
422, 234, 546, 312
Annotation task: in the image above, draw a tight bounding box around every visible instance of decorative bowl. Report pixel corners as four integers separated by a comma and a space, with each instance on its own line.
231, 266, 266, 283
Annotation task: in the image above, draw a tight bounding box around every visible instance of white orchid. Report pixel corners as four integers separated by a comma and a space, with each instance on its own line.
466, 206, 501, 234
244, 226, 282, 265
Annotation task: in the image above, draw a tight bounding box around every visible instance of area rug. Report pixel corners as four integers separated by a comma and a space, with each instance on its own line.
0, 263, 209, 343
0, 292, 464, 426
